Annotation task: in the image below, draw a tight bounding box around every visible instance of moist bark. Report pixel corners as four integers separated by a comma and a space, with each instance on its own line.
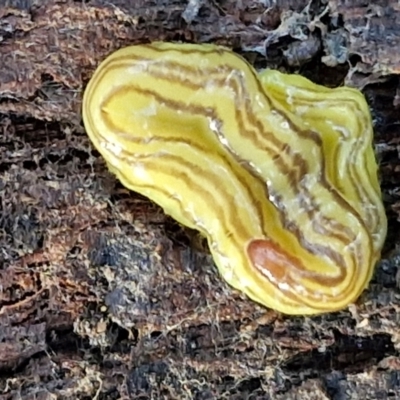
1, 1, 400, 399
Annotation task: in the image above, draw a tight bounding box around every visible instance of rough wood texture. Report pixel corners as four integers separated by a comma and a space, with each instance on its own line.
1, 0, 400, 399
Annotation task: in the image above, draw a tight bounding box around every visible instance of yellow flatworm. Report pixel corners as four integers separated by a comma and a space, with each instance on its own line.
82, 42, 387, 315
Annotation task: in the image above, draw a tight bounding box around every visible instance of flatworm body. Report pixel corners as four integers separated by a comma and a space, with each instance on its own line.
82, 42, 387, 315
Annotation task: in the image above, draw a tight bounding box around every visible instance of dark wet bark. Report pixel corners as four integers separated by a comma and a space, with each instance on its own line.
1, 1, 400, 398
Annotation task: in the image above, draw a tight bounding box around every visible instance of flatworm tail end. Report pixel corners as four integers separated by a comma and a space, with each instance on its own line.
246, 238, 368, 315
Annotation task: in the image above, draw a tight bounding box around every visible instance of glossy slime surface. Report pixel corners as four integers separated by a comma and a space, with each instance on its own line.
82, 42, 387, 315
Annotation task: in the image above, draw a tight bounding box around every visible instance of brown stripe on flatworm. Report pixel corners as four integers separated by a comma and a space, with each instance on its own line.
98, 88, 267, 233
101, 80, 362, 272
105, 57, 363, 251
267, 188, 364, 302
129, 56, 369, 249
97, 106, 264, 246
262, 81, 383, 239
106, 147, 257, 253
219, 75, 371, 269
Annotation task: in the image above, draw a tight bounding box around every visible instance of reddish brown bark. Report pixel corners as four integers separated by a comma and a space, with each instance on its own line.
1, 1, 400, 398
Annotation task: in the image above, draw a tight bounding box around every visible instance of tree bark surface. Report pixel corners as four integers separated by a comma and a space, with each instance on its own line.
1, 0, 400, 399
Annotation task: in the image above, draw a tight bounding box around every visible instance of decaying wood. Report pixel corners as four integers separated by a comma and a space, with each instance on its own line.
1, 0, 400, 399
